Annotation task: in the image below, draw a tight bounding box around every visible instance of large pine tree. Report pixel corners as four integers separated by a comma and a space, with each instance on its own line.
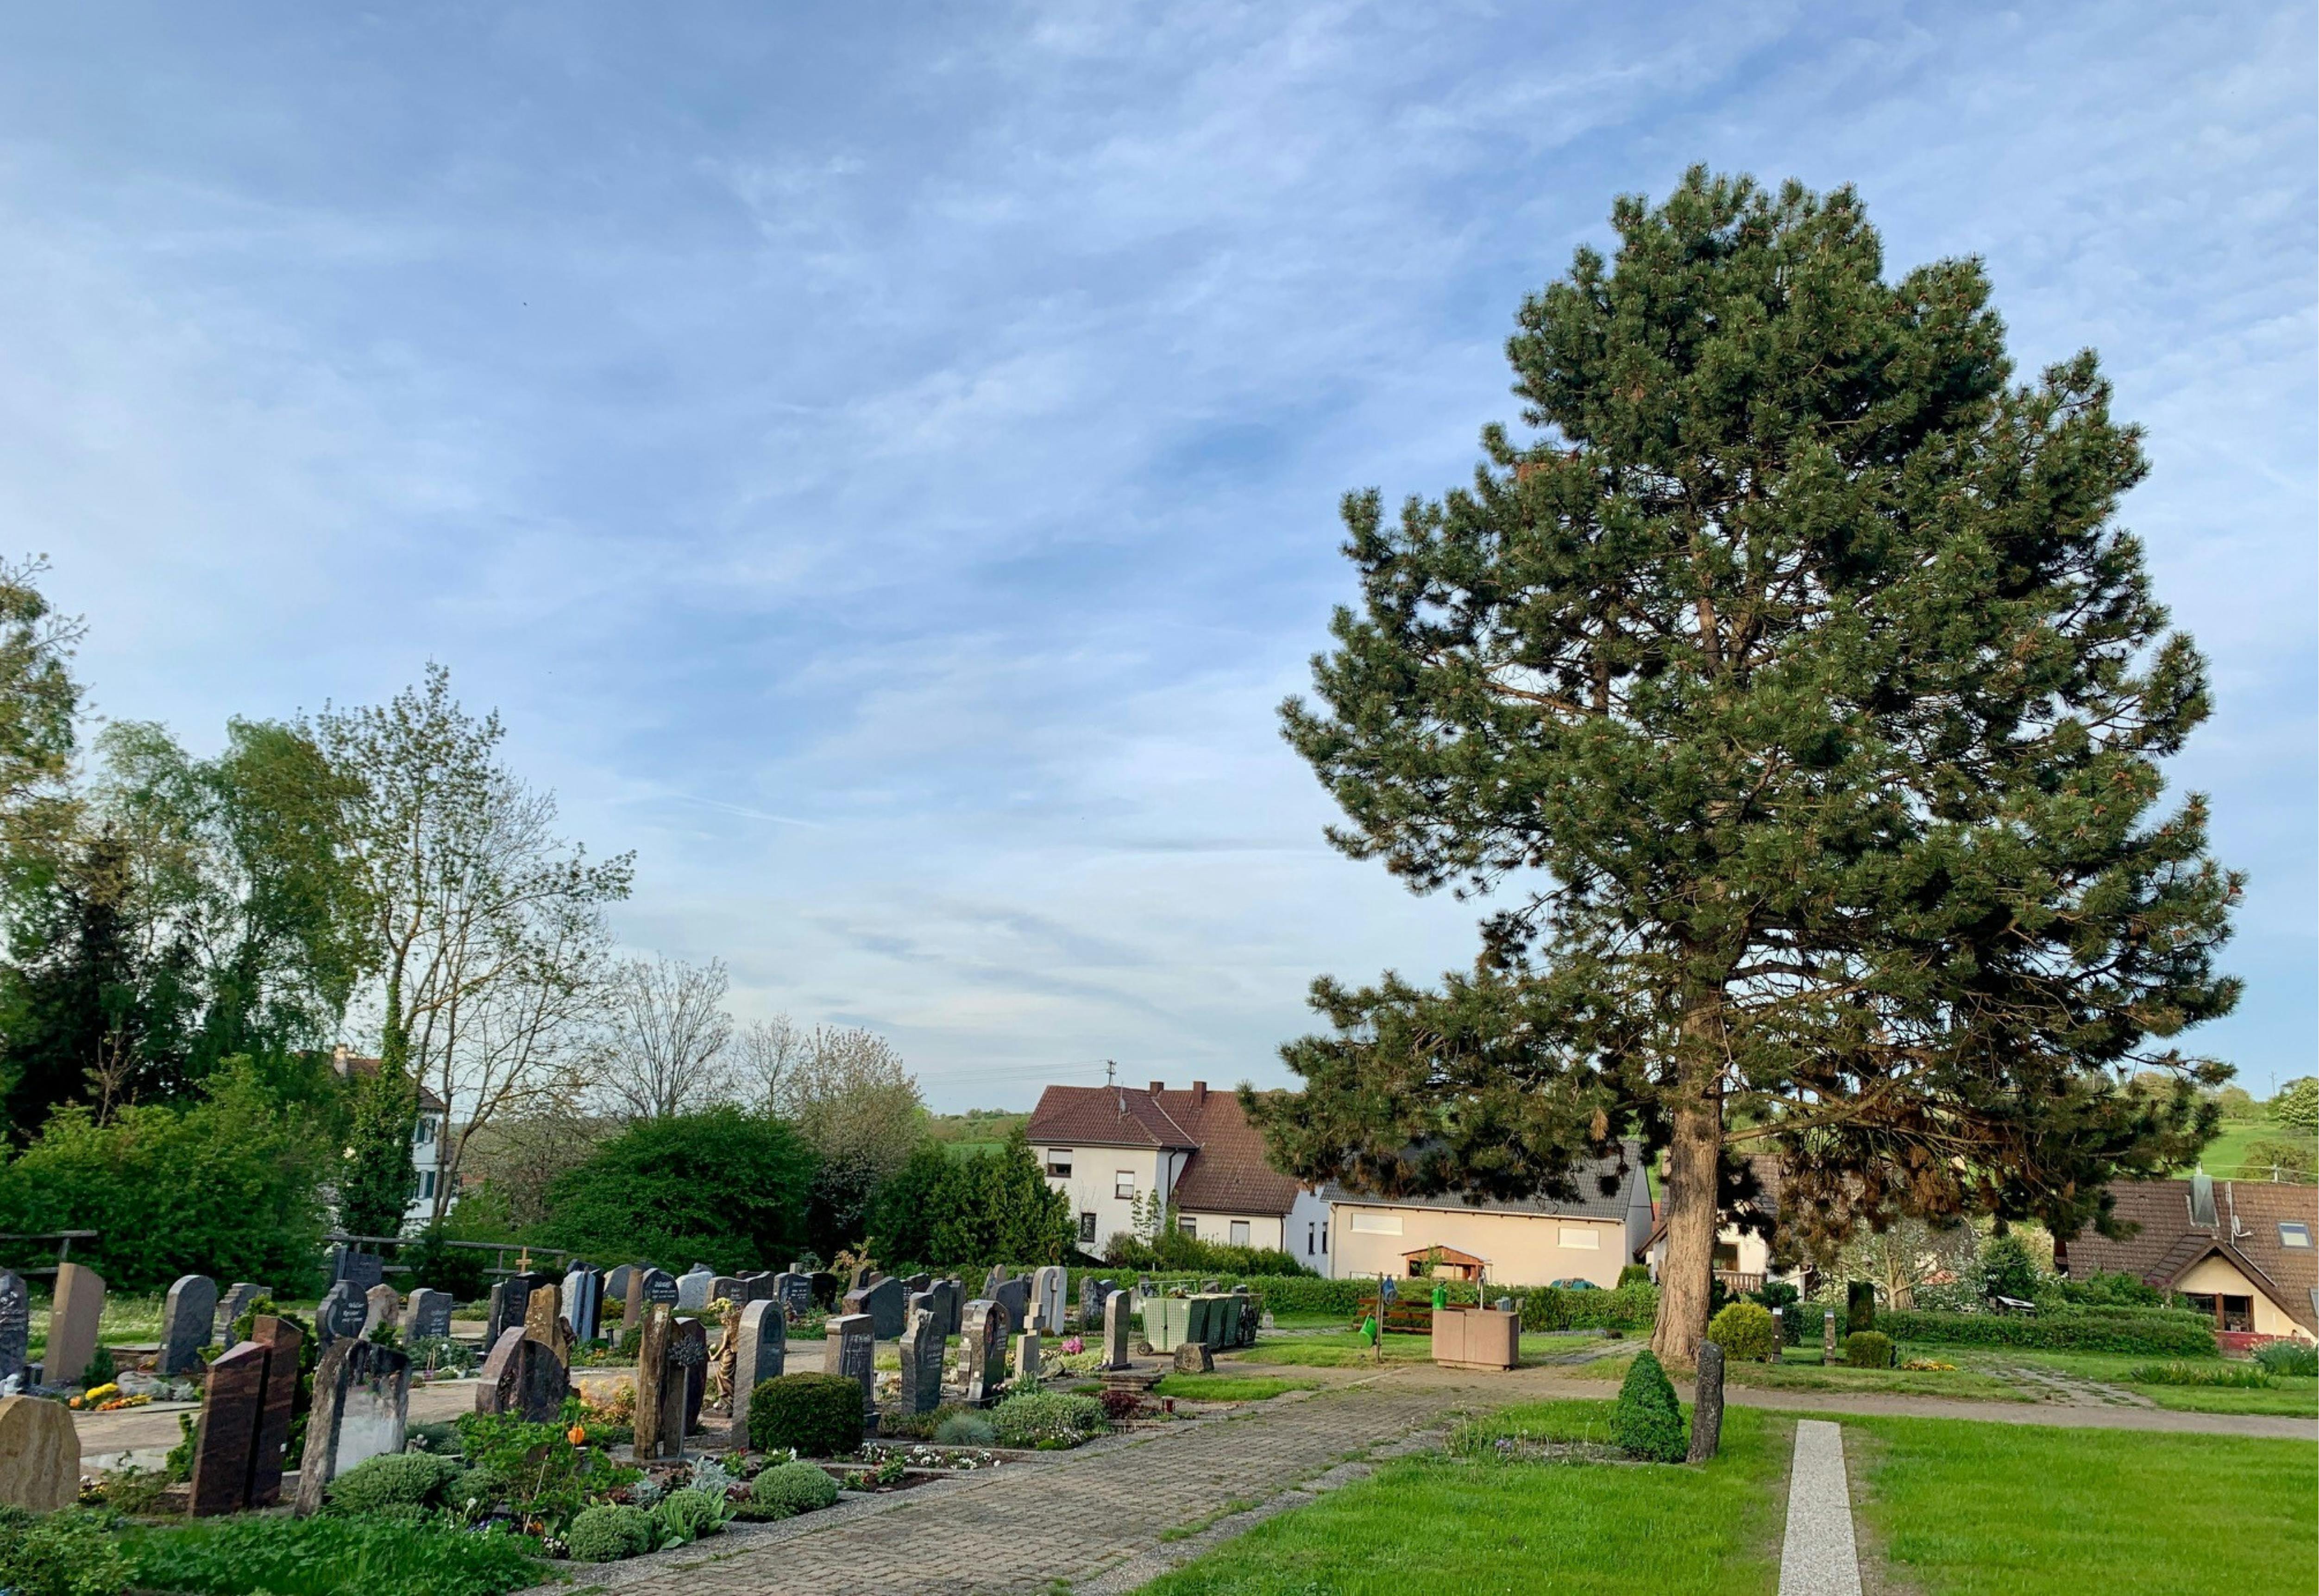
1252, 170, 2240, 1363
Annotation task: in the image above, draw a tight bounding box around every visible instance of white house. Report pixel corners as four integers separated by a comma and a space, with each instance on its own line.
1026, 1079, 1334, 1274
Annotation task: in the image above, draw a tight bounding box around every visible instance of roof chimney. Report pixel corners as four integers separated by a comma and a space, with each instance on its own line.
1192, 1081, 1208, 1105
1149, 1081, 1164, 1095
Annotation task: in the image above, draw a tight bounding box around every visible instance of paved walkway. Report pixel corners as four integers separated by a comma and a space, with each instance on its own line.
1776, 1421, 1862, 1596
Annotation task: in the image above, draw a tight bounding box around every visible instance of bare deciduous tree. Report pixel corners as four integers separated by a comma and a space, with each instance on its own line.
763, 1022, 924, 1179
595, 954, 734, 1120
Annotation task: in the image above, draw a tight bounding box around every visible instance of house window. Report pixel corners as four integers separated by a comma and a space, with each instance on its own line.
1116, 1171, 1136, 1200
1307, 1223, 1316, 1256
2221, 1295, 2254, 1333
414, 1116, 434, 1145
419, 1170, 436, 1200
1079, 1212, 1097, 1244
1558, 1226, 1601, 1250
1230, 1220, 1251, 1247
1320, 1225, 1326, 1255
2281, 1222, 2311, 1248
1047, 1149, 1073, 1178
1178, 1216, 1197, 1237
1713, 1242, 1741, 1271
1349, 1212, 1402, 1235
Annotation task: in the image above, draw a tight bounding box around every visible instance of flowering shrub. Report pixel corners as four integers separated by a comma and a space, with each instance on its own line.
991, 1391, 1108, 1449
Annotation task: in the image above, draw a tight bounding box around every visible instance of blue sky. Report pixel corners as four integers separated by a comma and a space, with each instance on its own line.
6, 2, 2311, 1108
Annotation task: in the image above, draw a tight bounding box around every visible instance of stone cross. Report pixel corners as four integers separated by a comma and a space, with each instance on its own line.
0, 1394, 78, 1511
1031, 1266, 1066, 1332
633, 1304, 687, 1461
1012, 1330, 1042, 1384
962, 1298, 1010, 1406
214, 1282, 264, 1345
1687, 1340, 1726, 1463
0, 1271, 31, 1390
728, 1299, 786, 1446
294, 1338, 411, 1515
1102, 1289, 1134, 1369
830, 1312, 876, 1425
315, 1282, 367, 1346
44, 1263, 104, 1388
676, 1264, 716, 1311
899, 1303, 943, 1414
407, 1288, 454, 1342
159, 1275, 218, 1377
361, 1283, 401, 1340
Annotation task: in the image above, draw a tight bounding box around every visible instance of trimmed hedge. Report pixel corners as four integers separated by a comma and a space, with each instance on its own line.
1705, 1302, 1778, 1362
1879, 1310, 2218, 1357
747, 1374, 865, 1458
1843, 1330, 1893, 1369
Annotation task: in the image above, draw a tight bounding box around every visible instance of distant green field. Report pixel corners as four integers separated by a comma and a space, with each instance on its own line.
2184, 1115, 2314, 1182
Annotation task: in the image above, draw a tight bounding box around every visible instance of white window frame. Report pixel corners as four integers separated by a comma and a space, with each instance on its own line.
1229, 1220, 1251, 1247
1079, 1211, 1097, 1244
1116, 1171, 1137, 1200
1177, 1215, 1197, 1237
1558, 1225, 1601, 1250
1349, 1211, 1402, 1235
1047, 1149, 1073, 1178
2281, 1222, 2312, 1249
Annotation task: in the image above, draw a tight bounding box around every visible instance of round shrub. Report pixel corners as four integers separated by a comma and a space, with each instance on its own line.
566, 1502, 654, 1562
324, 1452, 462, 1514
749, 1460, 839, 1519
657, 1487, 727, 1543
1843, 1330, 1894, 1369
2254, 1339, 2319, 1377
1612, 1350, 1686, 1462
933, 1411, 997, 1446
1705, 1302, 1778, 1363
746, 1373, 865, 1458
444, 1465, 504, 1516
991, 1390, 1108, 1449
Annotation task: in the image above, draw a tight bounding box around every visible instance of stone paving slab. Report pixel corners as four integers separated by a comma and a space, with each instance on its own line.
1777, 1420, 1862, 1596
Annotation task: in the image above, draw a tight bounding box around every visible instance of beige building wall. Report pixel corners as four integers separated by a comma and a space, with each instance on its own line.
1330, 1205, 1627, 1288
1033, 1144, 1186, 1254
2175, 1255, 2314, 1341
1179, 1212, 1286, 1251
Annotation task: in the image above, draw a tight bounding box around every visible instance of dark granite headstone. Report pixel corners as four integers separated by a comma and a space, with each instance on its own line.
316, 1282, 367, 1345
294, 1338, 411, 1515
407, 1288, 454, 1341
903, 1272, 933, 1294
247, 1316, 303, 1508
488, 1272, 556, 1344
992, 1277, 1031, 1331
159, 1275, 218, 1378
830, 1312, 875, 1421
672, 1316, 710, 1435
214, 1282, 264, 1344
729, 1299, 786, 1445
1103, 1289, 1133, 1369
738, 1270, 778, 1304
1081, 1277, 1115, 1331
330, 1245, 384, 1292
475, 1326, 566, 1423
773, 1270, 814, 1317
1687, 1341, 1725, 1463
962, 1298, 1010, 1406
640, 1268, 679, 1306
0, 1271, 25, 1388
931, 1278, 963, 1337
560, 1265, 603, 1343
982, 1264, 1009, 1300
844, 1275, 906, 1339
899, 1304, 944, 1414
710, 1274, 742, 1306
188, 1340, 266, 1516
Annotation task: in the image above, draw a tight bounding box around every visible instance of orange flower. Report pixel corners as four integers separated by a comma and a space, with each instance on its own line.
568, 1423, 589, 1446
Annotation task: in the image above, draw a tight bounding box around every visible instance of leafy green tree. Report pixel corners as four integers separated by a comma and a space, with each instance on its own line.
1252, 169, 2240, 1364
0, 556, 83, 871
866, 1130, 1071, 1268
0, 1058, 332, 1292
537, 1107, 812, 1273
2274, 1078, 2319, 1135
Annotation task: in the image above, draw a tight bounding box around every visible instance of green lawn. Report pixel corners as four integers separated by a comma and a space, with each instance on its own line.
1153, 1373, 1321, 1402
1235, 1330, 1613, 1369
1924, 1346, 2319, 1417
1849, 1415, 2316, 1596
1142, 1401, 1786, 1596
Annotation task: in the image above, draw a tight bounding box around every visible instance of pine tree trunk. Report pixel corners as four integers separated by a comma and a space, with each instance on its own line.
1653, 995, 1724, 1368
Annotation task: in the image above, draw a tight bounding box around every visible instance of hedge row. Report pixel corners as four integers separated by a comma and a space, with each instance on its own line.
1049, 1270, 1657, 1333
1877, 1309, 2218, 1357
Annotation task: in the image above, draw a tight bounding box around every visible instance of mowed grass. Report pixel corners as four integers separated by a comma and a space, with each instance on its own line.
1850, 1416, 2317, 1596
1153, 1373, 1321, 1402
1142, 1400, 1785, 1596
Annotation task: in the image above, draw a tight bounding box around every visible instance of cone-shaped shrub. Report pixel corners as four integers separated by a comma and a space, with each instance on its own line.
1613, 1350, 1686, 1461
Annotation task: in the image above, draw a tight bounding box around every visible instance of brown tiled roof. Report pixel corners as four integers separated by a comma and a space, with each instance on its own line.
2070, 1178, 2319, 1333
1026, 1084, 1198, 1151
1025, 1082, 1304, 1216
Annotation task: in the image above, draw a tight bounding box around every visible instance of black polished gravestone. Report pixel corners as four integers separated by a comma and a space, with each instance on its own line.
672, 1315, 710, 1435
899, 1304, 944, 1414
159, 1275, 219, 1377
329, 1245, 385, 1292
842, 1275, 906, 1339
315, 1282, 368, 1346
640, 1268, 679, 1306
488, 1272, 558, 1345
992, 1277, 1031, 1332
0, 1270, 28, 1389
407, 1288, 455, 1342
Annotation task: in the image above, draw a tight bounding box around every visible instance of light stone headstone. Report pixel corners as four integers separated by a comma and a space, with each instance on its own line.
408, 1288, 454, 1341
962, 1298, 1010, 1406
45, 1263, 104, 1388
605, 1263, 636, 1305
160, 1275, 219, 1377
362, 1283, 401, 1339
982, 1264, 1009, 1300
899, 1301, 943, 1414
728, 1299, 786, 1446
1031, 1266, 1067, 1332
1012, 1329, 1042, 1384
676, 1264, 716, 1311
1103, 1289, 1133, 1369
561, 1265, 603, 1343
0, 1393, 78, 1511
294, 1338, 411, 1515
214, 1282, 264, 1344
0, 1272, 30, 1389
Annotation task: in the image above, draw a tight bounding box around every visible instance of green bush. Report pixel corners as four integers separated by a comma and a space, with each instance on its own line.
1617, 1263, 1653, 1288
1705, 1302, 1778, 1362
445, 1465, 505, 1517
655, 1487, 729, 1544
539, 1107, 814, 1274
452, 1414, 625, 1530
2057, 1269, 2163, 1308
991, 1390, 1108, 1449
1750, 1280, 1799, 1311
866, 1133, 1075, 1271
1877, 1309, 2217, 1357
1978, 1233, 2040, 1300
1842, 1330, 1893, 1369
934, 1410, 998, 1445
324, 1452, 462, 1514
566, 1503, 654, 1563
0, 1507, 130, 1596
1612, 1350, 1686, 1461
746, 1373, 865, 1458
2254, 1341, 2318, 1377
746, 1460, 840, 1519
121, 1515, 543, 1596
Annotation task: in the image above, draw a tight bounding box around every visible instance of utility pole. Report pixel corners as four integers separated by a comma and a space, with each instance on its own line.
1105, 1060, 1117, 1086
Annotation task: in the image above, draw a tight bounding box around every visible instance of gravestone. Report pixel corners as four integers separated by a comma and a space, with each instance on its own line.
362, 1283, 402, 1339
0, 1272, 26, 1389
903, 1272, 932, 1294
633, 1305, 686, 1461
1687, 1341, 1726, 1463
676, 1264, 716, 1310
1102, 1289, 1133, 1369
1081, 1277, 1114, 1331
331, 1246, 385, 1292
215, 1282, 265, 1344
992, 1277, 1031, 1332
738, 1271, 777, 1304
294, 1338, 411, 1515
475, 1327, 566, 1423
316, 1282, 367, 1346
45, 1263, 104, 1388
605, 1262, 637, 1303
488, 1272, 556, 1344
672, 1316, 710, 1435
523, 1283, 572, 1363
962, 1299, 1010, 1406
159, 1275, 219, 1377
929, 1278, 963, 1337
899, 1304, 943, 1414
773, 1271, 814, 1317
640, 1268, 679, 1307
728, 1300, 786, 1445
248, 1316, 303, 1508
809, 1270, 841, 1309
189, 1341, 267, 1515
0, 1394, 77, 1511
408, 1288, 454, 1341
830, 1312, 876, 1423
1031, 1266, 1067, 1332
1012, 1330, 1042, 1384
1822, 1310, 1837, 1361
844, 1275, 906, 1339
710, 1274, 742, 1307
982, 1264, 1009, 1300
1172, 1341, 1215, 1374
562, 1265, 603, 1343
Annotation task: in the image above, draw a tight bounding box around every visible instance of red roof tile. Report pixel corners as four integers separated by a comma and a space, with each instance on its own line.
1025, 1082, 1302, 1217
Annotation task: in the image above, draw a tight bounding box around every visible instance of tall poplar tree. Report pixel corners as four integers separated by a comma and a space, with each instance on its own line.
1251, 170, 2240, 1363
